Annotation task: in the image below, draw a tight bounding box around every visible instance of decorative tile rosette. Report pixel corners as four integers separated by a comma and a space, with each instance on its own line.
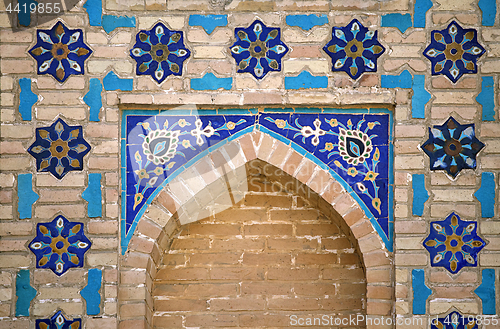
422, 117, 484, 178
424, 213, 486, 274
36, 310, 81, 329
323, 19, 385, 79
29, 21, 93, 83
423, 21, 485, 83
130, 22, 191, 84
230, 20, 289, 79
29, 215, 92, 276
122, 110, 393, 253
27, 118, 91, 180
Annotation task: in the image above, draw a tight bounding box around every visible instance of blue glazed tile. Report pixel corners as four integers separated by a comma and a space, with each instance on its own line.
323, 19, 385, 80
191, 72, 232, 91
431, 311, 478, 329
381, 70, 413, 89
15, 269, 37, 317
411, 75, 431, 119
424, 21, 485, 83
18, 78, 38, 121
27, 118, 91, 180
412, 269, 432, 315
424, 212, 486, 274
36, 310, 81, 329
381, 13, 412, 34
103, 71, 133, 91
122, 110, 393, 253
422, 116, 484, 178
474, 268, 496, 314
188, 14, 228, 34
83, 0, 102, 26
29, 215, 92, 276
474, 172, 496, 218
84, 78, 103, 121
17, 174, 39, 219
412, 174, 429, 216
286, 14, 328, 31
414, 0, 433, 28
230, 20, 289, 80
478, 0, 497, 26
285, 71, 328, 90
29, 22, 93, 83
476, 76, 496, 121
130, 22, 190, 84
102, 15, 136, 34
18, 0, 37, 27
82, 173, 102, 218
80, 268, 102, 315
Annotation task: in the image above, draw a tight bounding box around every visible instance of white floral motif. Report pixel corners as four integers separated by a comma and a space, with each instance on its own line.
300, 118, 325, 146
190, 119, 215, 146
142, 129, 180, 165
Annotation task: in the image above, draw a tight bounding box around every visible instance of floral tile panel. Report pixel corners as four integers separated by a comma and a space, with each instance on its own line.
121, 109, 394, 253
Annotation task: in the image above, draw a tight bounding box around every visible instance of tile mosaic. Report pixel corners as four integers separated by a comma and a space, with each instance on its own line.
122, 109, 393, 253
15, 270, 37, 317
27, 118, 91, 180
84, 78, 103, 122
29, 215, 92, 276
102, 15, 136, 34
83, 0, 102, 26
430, 311, 478, 329
421, 116, 484, 178
381, 13, 412, 34
130, 22, 190, 84
80, 268, 102, 315
29, 22, 93, 83
414, 0, 433, 28
412, 174, 429, 216
103, 71, 133, 91
18, 0, 37, 27
82, 173, 102, 218
478, 0, 497, 26
284, 70, 328, 90
17, 173, 39, 219
188, 14, 228, 34
323, 19, 385, 80
411, 75, 431, 119
423, 21, 485, 83
476, 76, 495, 121
423, 212, 486, 274
412, 269, 432, 315
474, 172, 495, 218
36, 310, 81, 329
474, 268, 496, 315
285, 14, 328, 31
18, 78, 38, 121
190, 72, 232, 90
230, 20, 289, 80
381, 70, 413, 89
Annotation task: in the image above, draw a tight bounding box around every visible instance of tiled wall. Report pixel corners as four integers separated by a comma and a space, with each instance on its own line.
0, 0, 499, 328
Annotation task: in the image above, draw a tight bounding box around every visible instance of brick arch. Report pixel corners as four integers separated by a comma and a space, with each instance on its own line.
118, 131, 394, 329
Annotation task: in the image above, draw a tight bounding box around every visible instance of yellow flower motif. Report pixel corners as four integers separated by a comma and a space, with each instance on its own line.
226, 121, 236, 130
153, 167, 163, 176
347, 167, 358, 177
182, 140, 191, 148
334, 160, 342, 167
178, 119, 188, 127
140, 122, 150, 129
364, 171, 379, 181
275, 119, 286, 129
372, 197, 381, 215
324, 142, 334, 151
135, 169, 149, 180
327, 118, 338, 127
133, 193, 143, 210
367, 122, 376, 130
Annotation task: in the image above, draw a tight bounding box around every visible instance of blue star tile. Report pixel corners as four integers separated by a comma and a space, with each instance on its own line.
323, 19, 385, 80
431, 311, 478, 329
230, 20, 289, 79
423, 21, 485, 83
29, 215, 92, 276
422, 116, 484, 178
36, 310, 82, 329
424, 213, 486, 274
29, 21, 93, 83
130, 22, 190, 84
27, 118, 91, 180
